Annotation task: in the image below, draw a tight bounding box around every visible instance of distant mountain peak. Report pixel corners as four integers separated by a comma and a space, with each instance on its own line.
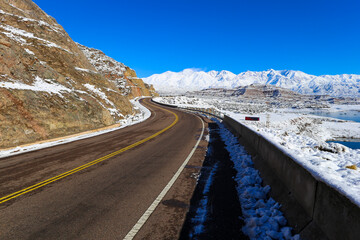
144, 69, 360, 97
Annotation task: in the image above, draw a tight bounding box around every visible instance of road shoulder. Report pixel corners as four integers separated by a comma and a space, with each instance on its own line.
133, 115, 211, 240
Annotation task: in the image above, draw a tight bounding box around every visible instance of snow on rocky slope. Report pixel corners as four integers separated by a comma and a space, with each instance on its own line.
144, 68, 360, 97
77, 44, 157, 98
0, 0, 156, 149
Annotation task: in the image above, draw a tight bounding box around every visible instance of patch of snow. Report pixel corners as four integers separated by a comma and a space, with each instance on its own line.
0, 23, 36, 39
105, 87, 121, 93
0, 24, 71, 53
119, 97, 151, 126
9, 3, 25, 13
205, 134, 210, 142
1, 30, 27, 44
0, 9, 14, 16
77, 43, 127, 76
24, 48, 35, 55
83, 83, 124, 118
75, 67, 97, 74
83, 84, 113, 106
0, 8, 63, 34
0, 76, 71, 97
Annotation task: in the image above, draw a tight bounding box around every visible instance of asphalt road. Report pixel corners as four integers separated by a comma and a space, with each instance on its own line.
0, 98, 208, 240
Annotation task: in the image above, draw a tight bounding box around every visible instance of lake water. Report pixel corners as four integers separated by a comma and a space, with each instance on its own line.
328, 141, 360, 150
310, 110, 360, 123
313, 109, 360, 149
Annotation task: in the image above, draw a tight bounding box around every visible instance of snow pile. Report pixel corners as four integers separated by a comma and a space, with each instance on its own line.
120, 97, 151, 126
144, 68, 360, 97
0, 98, 151, 159
218, 121, 299, 240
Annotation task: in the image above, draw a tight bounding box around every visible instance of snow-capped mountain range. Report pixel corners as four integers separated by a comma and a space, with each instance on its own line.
144, 69, 360, 97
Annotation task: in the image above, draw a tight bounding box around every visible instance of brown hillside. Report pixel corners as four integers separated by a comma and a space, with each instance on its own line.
0, 0, 157, 148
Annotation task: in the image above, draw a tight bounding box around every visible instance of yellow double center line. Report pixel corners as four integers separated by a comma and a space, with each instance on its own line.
0, 103, 178, 205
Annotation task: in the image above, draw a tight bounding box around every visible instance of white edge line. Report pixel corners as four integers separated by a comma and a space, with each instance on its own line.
123, 114, 205, 240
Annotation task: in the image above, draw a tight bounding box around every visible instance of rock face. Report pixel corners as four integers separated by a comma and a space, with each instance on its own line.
0, 0, 157, 148
77, 44, 157, 99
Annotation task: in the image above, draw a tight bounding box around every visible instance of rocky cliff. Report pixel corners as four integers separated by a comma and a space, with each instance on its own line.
0, 0, 157, 148
77, 44, 157, 99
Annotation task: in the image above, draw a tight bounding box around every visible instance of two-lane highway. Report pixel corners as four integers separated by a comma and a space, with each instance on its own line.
0, 98, 208, 239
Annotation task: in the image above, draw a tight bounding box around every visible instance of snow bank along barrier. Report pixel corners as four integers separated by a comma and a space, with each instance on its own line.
150, 99, 223, 119
151, 98, 360, 239
223, 115, 360, 240
150, 99, 178, 109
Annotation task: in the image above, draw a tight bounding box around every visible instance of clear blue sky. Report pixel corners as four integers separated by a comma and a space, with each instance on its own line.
33, 0, 360, 78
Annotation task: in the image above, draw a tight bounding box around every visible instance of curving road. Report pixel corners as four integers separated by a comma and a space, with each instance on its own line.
0, 98, 209, 240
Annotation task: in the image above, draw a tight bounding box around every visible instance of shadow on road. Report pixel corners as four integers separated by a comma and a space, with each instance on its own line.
179, 122, 248, 240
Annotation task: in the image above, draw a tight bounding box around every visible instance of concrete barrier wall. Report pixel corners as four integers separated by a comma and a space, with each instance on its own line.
223, 115, 360, 240
150, 99, 360, 239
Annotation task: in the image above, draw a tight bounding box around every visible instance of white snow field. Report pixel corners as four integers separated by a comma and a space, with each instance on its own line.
144, 68, 360, 97
0, 98, 151, 159
154, 96, 360, 207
